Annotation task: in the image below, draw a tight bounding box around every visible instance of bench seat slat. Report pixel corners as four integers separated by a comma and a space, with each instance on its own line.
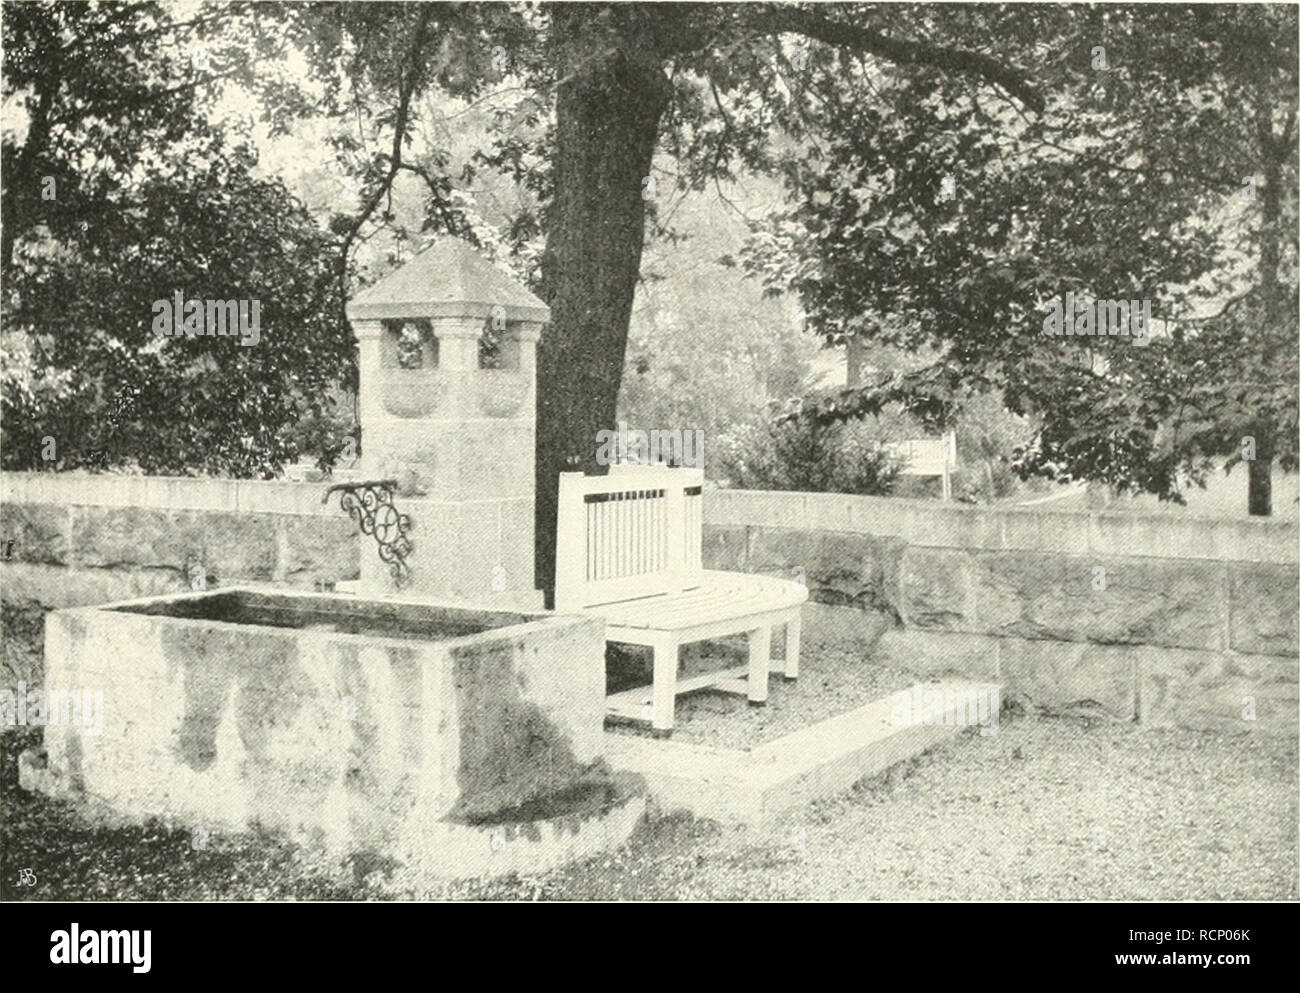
584, 570, 807, 630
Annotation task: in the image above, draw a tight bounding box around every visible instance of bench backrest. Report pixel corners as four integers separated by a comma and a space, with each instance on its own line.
555, 465, 704, 611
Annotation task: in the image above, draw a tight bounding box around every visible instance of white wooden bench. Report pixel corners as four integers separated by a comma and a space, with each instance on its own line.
555, 465, 807, 736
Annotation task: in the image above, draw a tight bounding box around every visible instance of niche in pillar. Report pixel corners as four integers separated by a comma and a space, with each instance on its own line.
380, 319, 448, 419
475, 318, 532, 418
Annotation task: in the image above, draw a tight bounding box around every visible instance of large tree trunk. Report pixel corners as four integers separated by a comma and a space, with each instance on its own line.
1249, 74, 1284, 517
533, 6, 672, 598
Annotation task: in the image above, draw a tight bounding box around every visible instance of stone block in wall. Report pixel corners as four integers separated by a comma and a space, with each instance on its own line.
1229, 562, 1299, 657
0, 502, 68, 565
969, 551, 1227, 650
73, 507, 276, 582
999, 637, 1137, 719
801, 602, 894, 658
873, 628, 999, 681
799, 492, 911, 538
1138, 645, 1298, 736
748, 526, 904, 615
200, 512, 279, 581
900, 546, 973, 630
701, 524, 748, 572
278, 516, 360, 587
73, 506, 199, 571
1, 563, 183, 614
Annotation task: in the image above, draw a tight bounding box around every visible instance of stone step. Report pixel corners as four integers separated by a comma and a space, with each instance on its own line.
605, 681, 1002, 825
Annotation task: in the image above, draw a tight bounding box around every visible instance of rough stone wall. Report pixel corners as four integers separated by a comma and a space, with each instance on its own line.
703, 490, 1299, 735
4, 473, 1297, 736
1, 474, 359, 686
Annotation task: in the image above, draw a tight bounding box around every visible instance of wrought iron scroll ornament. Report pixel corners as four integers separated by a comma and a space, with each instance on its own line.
322, 479, 414, 587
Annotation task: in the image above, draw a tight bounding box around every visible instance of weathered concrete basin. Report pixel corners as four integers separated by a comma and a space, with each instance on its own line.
27, 588, 636, 873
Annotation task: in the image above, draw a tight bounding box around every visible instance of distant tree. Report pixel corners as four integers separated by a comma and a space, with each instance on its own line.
713, 404, 904, 496
619, 185, 819, 450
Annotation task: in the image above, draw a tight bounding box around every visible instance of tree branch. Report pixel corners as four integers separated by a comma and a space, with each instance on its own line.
334, 6, 436, 306
752, 4, 1044, 115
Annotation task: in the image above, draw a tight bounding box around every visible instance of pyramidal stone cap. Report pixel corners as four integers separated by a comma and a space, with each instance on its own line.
346, 239, 550, 324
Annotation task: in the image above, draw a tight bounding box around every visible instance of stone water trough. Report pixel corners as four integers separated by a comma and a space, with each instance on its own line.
21, 588, 645, 880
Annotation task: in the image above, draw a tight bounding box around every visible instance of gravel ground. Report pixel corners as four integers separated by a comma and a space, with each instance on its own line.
6, 715, 1295, 901
456, 716, 1298, 901
606, 614, 915, 750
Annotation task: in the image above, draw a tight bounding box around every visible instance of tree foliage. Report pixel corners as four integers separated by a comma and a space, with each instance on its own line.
2, 1, 352, 475
740, 3, 1298, 512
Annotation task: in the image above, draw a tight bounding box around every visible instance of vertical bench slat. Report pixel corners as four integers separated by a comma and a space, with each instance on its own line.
623, 494, 630, 577
605, 496, 616, 582
684, 493, 692, 570
693, 496, 700, 569
601, 498, 610, 580
616, 496, 624, 577
593, 498, 602, 581
686, 489, 702, 572
691, 495, 697, 569
617, 493, 626, 578
657, 492, 666, 572
593, 500, 600, 580
608, 495, 616, 579
605, 497, 613, 580
634, 492, 643, 576
638, 495, 644, 576
651, 493, 659, 572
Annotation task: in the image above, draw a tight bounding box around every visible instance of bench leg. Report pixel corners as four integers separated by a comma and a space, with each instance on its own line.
650, 633, 679, 736
747, 626, 770, 706
783, 613, 801, 681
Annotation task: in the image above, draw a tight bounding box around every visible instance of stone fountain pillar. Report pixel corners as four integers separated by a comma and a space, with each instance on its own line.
344, 241, 547, 607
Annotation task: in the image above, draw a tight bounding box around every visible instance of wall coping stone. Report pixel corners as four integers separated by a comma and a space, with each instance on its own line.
703, 488, 1298, 565
4, 473, 1296, 565
1, 472, 336, 517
